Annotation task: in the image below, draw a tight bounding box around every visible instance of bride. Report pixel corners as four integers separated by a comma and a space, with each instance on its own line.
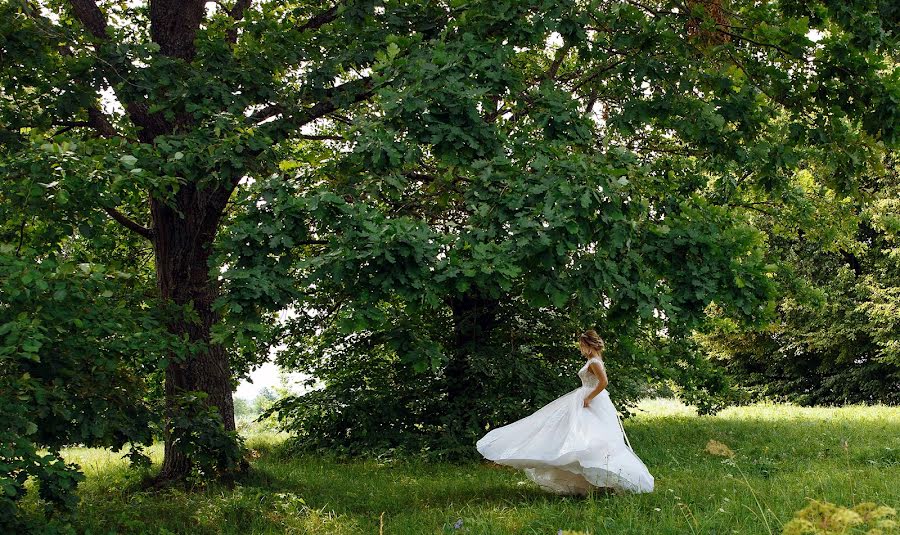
476, 330, 654, 494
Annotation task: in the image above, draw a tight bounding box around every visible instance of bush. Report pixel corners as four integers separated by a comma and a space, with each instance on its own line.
0, 252, 162, 530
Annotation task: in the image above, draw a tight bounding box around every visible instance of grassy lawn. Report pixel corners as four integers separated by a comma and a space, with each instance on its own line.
26, 400, 900, 534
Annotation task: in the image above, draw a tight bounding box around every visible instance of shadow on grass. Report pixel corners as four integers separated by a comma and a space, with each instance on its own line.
238, 459, 559, 515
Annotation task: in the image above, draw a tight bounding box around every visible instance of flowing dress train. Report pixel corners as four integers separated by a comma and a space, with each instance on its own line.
476, 357, 654, 494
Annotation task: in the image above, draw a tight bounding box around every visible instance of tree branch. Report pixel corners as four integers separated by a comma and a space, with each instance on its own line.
248, 104, 283, 124
726, 201, 776, 217
226, 0, 253, 43
63, 1, 165, 137
52, 121, 91, 136
104, 207, 153, 240
234, 78, 374, 194
717, 29, 803, 61
329, 113, 353, 126
298, 4, 341, 33
841, 249, 863, 277
255, 76, 374, 132
546, 43, 572, 81
68, 0, 108, 40
582, 84, 601, 115
150, 0, 206, 61
15, 216, 29, 257
573, 59, 629, 91
228, 0, 252, 19
86, 106, 121, 137
624, 0, 681, 18
292, 79, 374, 126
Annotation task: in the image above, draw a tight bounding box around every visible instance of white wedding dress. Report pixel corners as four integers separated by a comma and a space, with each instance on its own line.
476, 357, 654, 494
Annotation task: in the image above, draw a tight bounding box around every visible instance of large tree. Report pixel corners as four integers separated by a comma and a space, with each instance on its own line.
236, 0, 900, 455
1, 0, 452, 487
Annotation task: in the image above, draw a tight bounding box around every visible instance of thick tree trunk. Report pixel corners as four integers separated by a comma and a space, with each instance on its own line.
445, 294, 499, 434
69, 0, 240, 483
151, 189, 236, 482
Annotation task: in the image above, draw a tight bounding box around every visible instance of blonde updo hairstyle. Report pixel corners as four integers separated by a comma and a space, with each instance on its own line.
579, 330, 605, 359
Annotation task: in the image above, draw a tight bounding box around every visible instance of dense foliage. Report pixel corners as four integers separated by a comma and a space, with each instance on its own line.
255, 0, 900, 457
1, 0, 451, 525
0, 176, 238, 530
267, 303, 734, 458
0, 251, 158, 529
698, 156, 900, 405
0, 130, 164, 527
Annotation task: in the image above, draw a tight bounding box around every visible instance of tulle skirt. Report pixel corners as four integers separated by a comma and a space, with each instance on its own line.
476, 387, 654, 494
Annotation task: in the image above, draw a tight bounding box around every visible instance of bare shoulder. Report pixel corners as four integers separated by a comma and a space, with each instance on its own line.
588, 358, 606, 376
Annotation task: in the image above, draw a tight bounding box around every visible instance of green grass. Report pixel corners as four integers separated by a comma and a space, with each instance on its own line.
27, 400, 900, 534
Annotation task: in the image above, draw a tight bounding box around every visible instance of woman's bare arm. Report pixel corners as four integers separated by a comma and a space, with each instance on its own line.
583, 362, 608, 407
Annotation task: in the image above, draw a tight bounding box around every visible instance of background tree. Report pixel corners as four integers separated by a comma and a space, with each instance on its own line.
233, 397, 253, 421
698, 153, 900, 404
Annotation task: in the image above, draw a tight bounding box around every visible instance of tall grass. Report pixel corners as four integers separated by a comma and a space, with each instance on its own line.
23, 400, 900, 534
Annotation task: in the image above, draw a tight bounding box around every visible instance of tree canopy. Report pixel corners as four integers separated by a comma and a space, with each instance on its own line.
255, 0, 900, 455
